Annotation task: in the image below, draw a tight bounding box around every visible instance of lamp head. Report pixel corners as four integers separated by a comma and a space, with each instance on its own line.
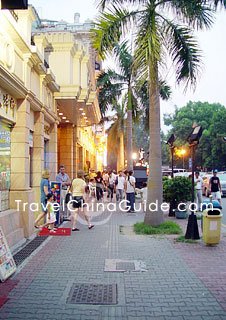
166, 134, 176, 146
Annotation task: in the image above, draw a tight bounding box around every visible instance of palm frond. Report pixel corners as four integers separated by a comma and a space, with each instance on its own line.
159, 80, 172, 100
163, 19, 202, 89
212, 0, 226, 8
133, 8, 161, 82
91, 7, 138, 59
97, 0, 147, 11
162, 0, 214, 29
113, 41, 133, 79
97, 70, 126, 86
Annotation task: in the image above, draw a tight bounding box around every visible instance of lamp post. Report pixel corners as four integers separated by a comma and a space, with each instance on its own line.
185, 125, 203, 240
166, 134, 176, 178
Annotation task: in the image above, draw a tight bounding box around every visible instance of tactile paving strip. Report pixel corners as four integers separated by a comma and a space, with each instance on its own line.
67, 283, 117, 305
13, 236, 48, 266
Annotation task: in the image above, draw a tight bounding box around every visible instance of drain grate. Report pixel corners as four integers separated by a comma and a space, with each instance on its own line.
116, 262, 135, 271
13, 236, 48, 266
67, 283, 117, 305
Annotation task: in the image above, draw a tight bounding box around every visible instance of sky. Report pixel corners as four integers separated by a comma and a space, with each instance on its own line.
29, 0, 226, 131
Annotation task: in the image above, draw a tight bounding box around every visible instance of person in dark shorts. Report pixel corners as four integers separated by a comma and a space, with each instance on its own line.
209, 169, 222, 206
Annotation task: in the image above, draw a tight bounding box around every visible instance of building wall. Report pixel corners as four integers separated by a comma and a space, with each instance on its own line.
0, 8, 59, 249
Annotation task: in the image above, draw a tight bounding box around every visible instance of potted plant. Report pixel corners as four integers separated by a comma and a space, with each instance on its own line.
163, 176, 192, 218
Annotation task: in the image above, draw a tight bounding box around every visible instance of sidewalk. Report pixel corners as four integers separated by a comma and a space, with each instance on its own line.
0, 207, 226, 320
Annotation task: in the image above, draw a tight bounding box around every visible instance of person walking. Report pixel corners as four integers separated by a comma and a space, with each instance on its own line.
194, 171, 203, 211
209, 169, 222, 206
34, 169, 51, 228
70, 170, 94, 231
56, 165, 71, 220
108, 171, 115, 201
95, 171, 104, 201
125, 170, 136, 212
41, 193, 57, 232
115, 171, 125, 202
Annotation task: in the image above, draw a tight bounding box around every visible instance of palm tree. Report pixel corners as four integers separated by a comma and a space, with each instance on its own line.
92, 0, 219, 225
97, 42, 139, 170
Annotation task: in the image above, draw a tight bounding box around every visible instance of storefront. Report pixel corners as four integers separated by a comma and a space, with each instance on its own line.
0, 89, 17, 212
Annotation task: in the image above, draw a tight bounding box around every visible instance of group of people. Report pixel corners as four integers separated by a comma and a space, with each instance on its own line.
34, 166, 94, 232
87, 169, 138, 211
34, 166, 141, 232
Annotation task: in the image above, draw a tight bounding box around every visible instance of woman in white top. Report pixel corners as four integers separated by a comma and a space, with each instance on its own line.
125, 170, 136, 212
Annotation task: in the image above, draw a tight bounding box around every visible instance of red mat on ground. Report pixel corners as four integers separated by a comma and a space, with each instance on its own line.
0, 296, 9, 308
38, 227, 71, 236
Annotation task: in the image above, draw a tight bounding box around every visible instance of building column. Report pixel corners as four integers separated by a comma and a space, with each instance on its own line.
49, 122, 58, 181
10, 99, 35, 238
32, 111, 44, 205
73, 126, 78, 179
58, 124, 73, 179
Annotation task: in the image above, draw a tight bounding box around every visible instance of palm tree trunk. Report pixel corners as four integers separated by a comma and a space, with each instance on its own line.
118, 131, 125, 170
127, 88, 133, 170
126, 110, 133, 170
144, 66, 164, 226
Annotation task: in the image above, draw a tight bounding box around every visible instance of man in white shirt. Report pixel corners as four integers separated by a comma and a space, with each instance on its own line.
194, 171, 203, 211
115, 171, 125, 201
125, 170, 136, 212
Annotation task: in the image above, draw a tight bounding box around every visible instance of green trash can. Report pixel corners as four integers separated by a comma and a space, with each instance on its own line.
202, 209, 223, 245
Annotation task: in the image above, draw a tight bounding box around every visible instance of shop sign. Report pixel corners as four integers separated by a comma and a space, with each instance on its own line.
0, 90, 17, 123
0, 226, 16, 281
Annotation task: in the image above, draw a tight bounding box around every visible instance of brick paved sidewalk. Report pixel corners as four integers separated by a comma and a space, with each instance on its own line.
0, 208, 226, 320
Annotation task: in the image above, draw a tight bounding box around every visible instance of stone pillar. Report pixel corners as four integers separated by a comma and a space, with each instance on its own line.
58, 124, 73, 178
10, 99, 35, 238
49, 122, 58, 181
32, 111, 44, 205
73, 126, 78, 179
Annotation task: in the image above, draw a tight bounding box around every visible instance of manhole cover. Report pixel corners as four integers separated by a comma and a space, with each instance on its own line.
116, 262, 135, 271
104, 259, 147, 272
67, 283, 117, 305
13, 236, 48, 266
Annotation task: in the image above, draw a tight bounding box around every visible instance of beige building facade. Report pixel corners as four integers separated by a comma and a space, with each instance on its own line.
0, 7, 105, 249
0, 7, 59, 249
32, 15, 104, 178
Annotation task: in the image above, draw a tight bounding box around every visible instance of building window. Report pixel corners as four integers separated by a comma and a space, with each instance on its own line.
0, 121, 11, 211
44, 139, 49, 169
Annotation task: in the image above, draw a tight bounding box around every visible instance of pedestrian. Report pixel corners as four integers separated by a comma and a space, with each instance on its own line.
209, 169, 222, 206
125, 170, 136, 212
70, 170, 94, 231
88, 178, 96, 199
41, 193, 57, 232
56, 165, 71, 220
194, 171, 203, 211
115, 171, 125, 202
95, 171, 104, 201
34, 169, 51, 229
108, 171, 115, 201
103, 169, 109, 193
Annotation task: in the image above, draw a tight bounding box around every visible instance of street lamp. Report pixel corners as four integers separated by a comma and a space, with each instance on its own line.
185, 125, 203, 240
166, 134, 176, 178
